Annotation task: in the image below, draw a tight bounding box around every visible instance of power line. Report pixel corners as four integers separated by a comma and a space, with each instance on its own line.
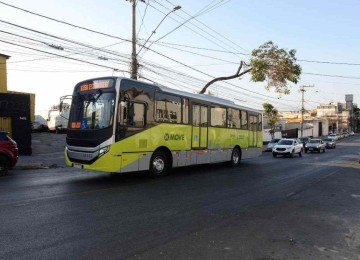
2, 0, 359, 70
164, 0, 248, 53
299, 59, 360, 66
0, 1, 131, 42
303, 72, 360, 80
137, 0, 150, 38
0, 5, 356, 106
146, 1, 246, 58
0, 39, 126, 72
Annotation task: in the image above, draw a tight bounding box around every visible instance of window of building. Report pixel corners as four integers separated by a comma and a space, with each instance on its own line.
211, 106, 226, 127
155, 93, 181, 123
227, 108, 240, 128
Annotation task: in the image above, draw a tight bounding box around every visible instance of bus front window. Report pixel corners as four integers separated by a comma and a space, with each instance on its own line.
70, 91, 115, 130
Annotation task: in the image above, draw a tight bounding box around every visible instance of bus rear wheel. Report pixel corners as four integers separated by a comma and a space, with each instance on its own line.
149, 150, 169, 176
230, 147, 241, 166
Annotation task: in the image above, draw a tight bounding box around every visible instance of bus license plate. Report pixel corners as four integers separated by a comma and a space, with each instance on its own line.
73, 163, 83, 169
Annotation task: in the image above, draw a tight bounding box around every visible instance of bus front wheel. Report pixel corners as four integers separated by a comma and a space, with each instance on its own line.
149, 150, 169, 176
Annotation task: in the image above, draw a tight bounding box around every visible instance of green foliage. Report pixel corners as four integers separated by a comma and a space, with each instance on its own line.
251, 41, 302, 95
263, 102, 280, 139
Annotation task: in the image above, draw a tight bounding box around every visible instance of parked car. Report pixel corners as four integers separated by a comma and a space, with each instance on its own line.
349, 131, 355, 136
266, 138, 280, 152
299, 137, 310, 147
31, 121, 49, 132
328, 133, 338, 140
305, 139, 326, 153
0, 131, 18, 176
337, 133, 344, 139
323, 138, 336, 149
272, 138, 303, 158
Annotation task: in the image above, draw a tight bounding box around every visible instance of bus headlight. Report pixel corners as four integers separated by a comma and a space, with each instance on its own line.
99, 146, 110, 157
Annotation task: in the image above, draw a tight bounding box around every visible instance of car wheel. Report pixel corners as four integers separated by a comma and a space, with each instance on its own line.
149, 150, 169, 177
230, 147, 241, 166
290, 150, 294, 158
0, 155, 10, 177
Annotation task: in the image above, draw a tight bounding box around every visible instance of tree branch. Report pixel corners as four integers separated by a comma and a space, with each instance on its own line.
199, 61, 251, 94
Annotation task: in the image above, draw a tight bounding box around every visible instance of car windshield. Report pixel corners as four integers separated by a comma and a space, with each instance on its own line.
323, 138, 332, 141
309, 139, 321, 143
277, 140, 293, 145
300, 137, 308, 141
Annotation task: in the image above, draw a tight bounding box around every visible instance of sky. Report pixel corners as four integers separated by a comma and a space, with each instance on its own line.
0, 0, 359, 114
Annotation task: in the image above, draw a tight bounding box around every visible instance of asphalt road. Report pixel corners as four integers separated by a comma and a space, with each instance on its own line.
1, 136, 360, 259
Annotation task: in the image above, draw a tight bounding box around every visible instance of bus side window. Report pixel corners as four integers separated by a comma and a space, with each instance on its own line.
131, 102, 146, 127
241, 110, 248, 130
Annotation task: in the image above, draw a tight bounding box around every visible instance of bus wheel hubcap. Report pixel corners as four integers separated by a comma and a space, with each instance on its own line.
153, 157, 165, 172
233, 151, 239, 164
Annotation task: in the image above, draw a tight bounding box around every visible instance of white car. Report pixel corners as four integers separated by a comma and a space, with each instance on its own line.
272, 138, 303, 158
266, 138, 281, 152
328, 133, 338, 141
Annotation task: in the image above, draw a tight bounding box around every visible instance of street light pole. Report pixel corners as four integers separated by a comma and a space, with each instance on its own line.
129, 2, 180, 80
300, 85, 314, 137
136, 5, 181, 56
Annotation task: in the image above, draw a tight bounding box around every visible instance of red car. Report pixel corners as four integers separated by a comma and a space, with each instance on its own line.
0, 131, 18, 176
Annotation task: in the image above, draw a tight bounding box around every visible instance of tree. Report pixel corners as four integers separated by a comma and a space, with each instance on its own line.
351, 104, 360, 132
200, 41, 302, 95
263, 103, 279, 140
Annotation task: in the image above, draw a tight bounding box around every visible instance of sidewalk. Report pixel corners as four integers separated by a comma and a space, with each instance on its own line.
15, 133, 67, 169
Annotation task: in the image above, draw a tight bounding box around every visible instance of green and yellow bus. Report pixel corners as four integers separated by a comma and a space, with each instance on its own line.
65, 77, 263, 175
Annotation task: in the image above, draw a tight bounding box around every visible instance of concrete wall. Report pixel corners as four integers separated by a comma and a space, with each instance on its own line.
263, 129, 282, 142
0, 55, 8, 93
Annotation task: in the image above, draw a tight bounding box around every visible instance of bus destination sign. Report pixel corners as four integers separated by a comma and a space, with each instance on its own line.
80, 80, 111, 92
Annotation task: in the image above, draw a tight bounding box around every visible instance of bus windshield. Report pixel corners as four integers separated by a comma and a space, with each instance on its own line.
69, 91, 116, 130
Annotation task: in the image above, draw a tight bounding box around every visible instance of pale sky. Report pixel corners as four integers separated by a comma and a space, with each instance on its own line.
1, 0, 359, 113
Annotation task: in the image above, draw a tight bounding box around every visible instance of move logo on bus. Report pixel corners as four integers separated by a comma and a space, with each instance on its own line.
164, 133, 185, 141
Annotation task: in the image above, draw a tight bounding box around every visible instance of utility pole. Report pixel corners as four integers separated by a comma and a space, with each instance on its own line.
130, 0, 137, 80
128, 1, 180, 80
300, 85, 314, 137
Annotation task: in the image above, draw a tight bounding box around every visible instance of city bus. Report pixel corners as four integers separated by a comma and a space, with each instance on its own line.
65, 77, 263, 175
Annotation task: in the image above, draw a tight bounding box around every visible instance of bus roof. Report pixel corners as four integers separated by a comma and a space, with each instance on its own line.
79, 77, 262, 114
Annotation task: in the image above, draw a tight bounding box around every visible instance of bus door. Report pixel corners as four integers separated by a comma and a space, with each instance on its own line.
249, 115, 258, 147
192, 104, 208, 149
